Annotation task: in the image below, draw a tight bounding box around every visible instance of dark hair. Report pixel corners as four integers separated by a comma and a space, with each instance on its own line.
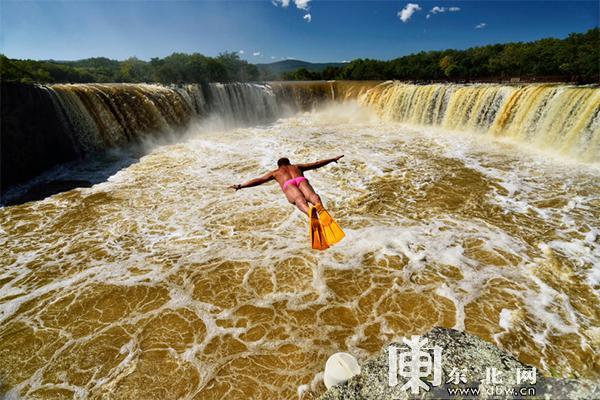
277, 157, 291, 167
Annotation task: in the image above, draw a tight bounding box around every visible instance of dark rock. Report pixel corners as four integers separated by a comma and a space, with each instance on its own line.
4, 179, 92, 205
319, 327, 599, 400
1, 82, 79, 188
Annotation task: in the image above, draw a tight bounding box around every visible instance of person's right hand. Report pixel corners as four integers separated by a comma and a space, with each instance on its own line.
335, 155, 344, 162
229, 184, 242, 190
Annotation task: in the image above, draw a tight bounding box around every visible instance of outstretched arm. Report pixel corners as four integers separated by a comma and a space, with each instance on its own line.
230, 171, 274, 190
297, 155, 344, 172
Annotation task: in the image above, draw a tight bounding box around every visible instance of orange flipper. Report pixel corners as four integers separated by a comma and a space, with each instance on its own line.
315, 204, 345, 245
309, 205, 329, 250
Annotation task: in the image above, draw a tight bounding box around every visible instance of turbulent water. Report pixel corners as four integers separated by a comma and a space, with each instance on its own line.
44, 82, 285, 153
1, 82, 599, 399
1, 81, 371, 191
363, 82, 600, 162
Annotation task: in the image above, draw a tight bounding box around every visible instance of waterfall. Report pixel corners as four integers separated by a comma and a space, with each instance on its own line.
40, 81, 345, 154
46, 83, 286, 153
206, 82, 281, 124
360, 82, 600, 162
1, 81, 345, 188
2, 80, 598, 189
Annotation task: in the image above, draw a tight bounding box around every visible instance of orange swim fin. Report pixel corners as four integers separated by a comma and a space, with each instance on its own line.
315, 204, 345, 245
309, 205, 329, 250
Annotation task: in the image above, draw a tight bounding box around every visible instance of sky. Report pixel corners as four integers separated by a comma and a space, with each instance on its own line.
1, 1, 598, 63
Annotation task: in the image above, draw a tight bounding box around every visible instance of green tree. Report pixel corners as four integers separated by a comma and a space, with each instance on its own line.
439, 55, 457, 78
282, 68, 321, 80
119, 57, 150, 82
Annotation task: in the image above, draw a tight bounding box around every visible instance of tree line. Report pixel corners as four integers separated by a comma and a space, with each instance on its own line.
0, 52, 259, 84
1, 28, 597, 84
283, 28, 599, 83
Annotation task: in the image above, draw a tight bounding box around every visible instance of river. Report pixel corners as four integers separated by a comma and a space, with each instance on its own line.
0, 82, 599, 399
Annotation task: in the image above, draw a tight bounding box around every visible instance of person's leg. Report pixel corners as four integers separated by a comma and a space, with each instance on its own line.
284, 186, 310, 215
298, 181, 322, 206
294, 196, 310, 215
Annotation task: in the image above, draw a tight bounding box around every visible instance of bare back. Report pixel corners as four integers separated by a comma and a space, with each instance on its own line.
273, 165, 321, 211
232, 155, 343, 214
272, 165, 305, 190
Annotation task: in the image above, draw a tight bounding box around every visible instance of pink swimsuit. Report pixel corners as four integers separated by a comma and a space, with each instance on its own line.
282, 176, 307, 191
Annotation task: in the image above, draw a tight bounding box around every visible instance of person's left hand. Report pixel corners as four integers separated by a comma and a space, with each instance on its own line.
229, 184, 242, 190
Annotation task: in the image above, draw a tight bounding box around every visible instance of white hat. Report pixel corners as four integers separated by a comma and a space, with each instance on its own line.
323, 352, 361, 389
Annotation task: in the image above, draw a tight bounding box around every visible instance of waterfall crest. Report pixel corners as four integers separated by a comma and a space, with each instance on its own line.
47, 83, 289, 153
361, 82, 600, 162
2, 81, 598, 188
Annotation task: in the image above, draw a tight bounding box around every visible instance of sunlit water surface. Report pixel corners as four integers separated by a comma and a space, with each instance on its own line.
1, 103, 599, 399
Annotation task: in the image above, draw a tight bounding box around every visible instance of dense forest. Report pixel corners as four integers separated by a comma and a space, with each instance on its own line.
283, 28, 599, 83
1, 28, 598, 84
0, 52, 259, 84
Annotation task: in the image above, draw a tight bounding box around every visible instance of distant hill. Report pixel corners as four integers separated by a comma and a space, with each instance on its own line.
256, 60, 345, 78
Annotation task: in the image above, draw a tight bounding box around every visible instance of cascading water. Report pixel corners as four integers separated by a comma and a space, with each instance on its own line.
0, 81, 345, 189
360, 82, 600, 162
46, 83, 289, 154
3, 81, 597, 191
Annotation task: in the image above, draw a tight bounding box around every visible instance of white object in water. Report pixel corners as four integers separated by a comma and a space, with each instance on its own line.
323, 352, 361, 389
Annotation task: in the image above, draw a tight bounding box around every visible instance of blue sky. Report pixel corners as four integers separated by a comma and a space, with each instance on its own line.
1, 1, 597, 63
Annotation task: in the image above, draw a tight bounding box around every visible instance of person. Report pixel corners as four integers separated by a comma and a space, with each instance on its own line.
230, 155, 345, 249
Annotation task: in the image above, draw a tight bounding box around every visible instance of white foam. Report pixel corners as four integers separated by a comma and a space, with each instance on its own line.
499, 308, 513, 330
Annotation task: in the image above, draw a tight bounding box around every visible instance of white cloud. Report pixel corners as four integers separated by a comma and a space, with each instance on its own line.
272, 0, 290, 7
398, 3, 421, 23
272, 0, 311, 21
253, 51, 261, 56
238, 50, 245, 55
273, 0, 310, 10
426, 6, 460, 19
475, 22, 487, 29
295, 0, 310, 10
270, 56, 277, 59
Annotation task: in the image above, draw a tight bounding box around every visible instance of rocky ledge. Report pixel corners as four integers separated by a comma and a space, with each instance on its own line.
319, 327, 598, 400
